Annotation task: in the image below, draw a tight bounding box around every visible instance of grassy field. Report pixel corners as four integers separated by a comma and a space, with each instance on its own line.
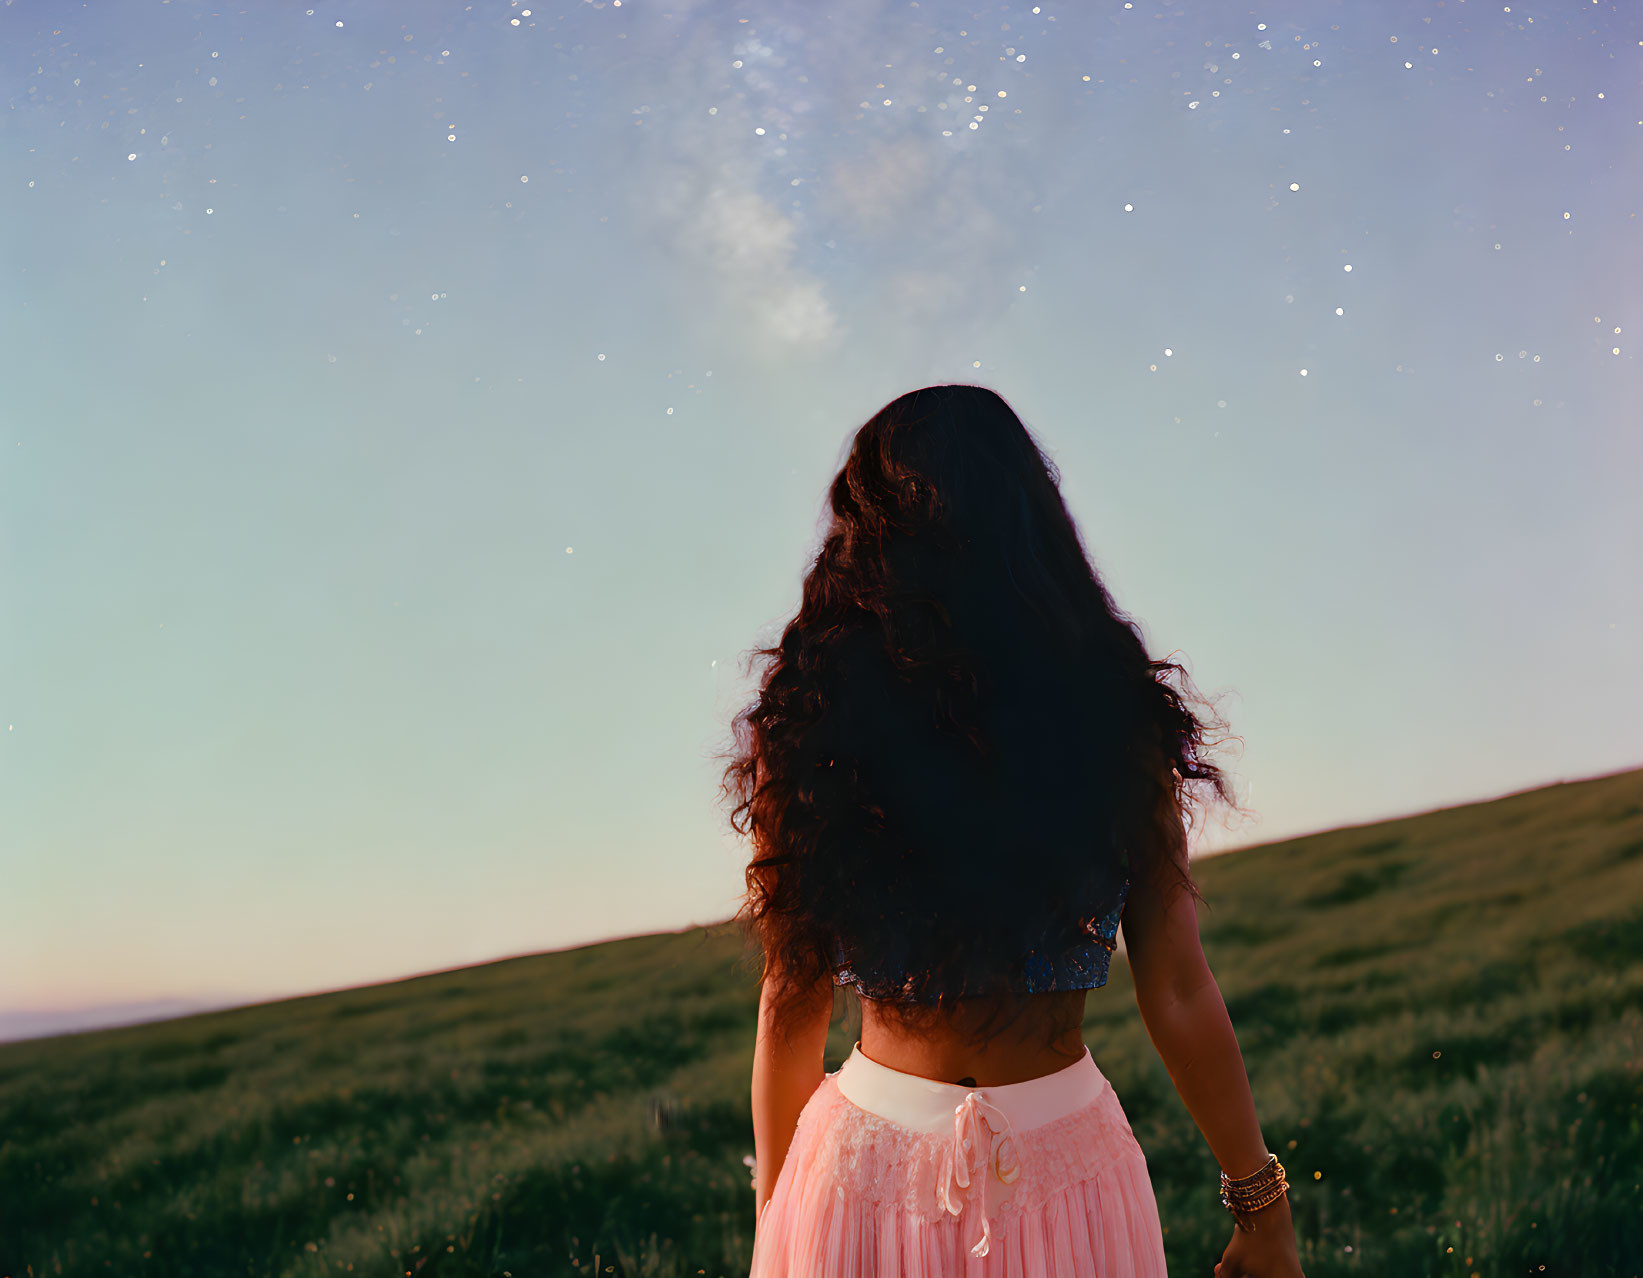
3, 767, 1640, 1278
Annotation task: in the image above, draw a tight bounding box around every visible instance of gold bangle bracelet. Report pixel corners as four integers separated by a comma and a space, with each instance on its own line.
1225, 1184, 1289, 1231
1227, 1173, 1289, 1202
1230, 1184, 1288, 1211
1220, 1154, 1289, 1230
1222, 1159, 1287, 1196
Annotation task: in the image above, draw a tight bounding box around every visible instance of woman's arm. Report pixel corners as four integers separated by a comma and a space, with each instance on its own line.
1125, 877, 1272, 1183
751, 966, 834, 1223
1125, 844, 1305, 1269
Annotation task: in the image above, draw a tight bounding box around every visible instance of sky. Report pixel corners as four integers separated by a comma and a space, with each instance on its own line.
2, 1, 1639, 1041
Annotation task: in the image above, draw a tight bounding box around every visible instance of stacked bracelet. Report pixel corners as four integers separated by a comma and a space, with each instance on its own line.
1218, 1152, 1289, 1232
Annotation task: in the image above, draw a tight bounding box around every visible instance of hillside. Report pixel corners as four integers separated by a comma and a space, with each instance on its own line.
2, 767, 1640, 1278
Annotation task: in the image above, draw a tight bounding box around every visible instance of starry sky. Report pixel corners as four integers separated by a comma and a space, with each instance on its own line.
2, 1, 1639, 1039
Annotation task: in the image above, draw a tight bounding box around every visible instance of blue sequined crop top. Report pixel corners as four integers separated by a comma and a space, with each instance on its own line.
830, 877, 1130, 1002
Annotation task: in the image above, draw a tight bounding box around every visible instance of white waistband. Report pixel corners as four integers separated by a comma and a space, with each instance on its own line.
834, 1041, 1109, 1135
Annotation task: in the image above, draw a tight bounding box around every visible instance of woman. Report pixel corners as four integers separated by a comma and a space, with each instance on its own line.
718, 385, 1306, 1277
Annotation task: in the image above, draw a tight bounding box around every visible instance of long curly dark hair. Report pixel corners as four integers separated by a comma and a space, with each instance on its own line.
715, 384, 1244, 1047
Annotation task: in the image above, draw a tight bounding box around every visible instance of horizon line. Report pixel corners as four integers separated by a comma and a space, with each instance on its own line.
5, 759, 1636, 1045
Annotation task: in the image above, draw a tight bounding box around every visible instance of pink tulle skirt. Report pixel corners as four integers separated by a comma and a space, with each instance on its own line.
749, 1042, 1168, 1277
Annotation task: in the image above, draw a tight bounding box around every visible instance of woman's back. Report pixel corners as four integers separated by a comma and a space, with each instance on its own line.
858, 988, 1088, 1086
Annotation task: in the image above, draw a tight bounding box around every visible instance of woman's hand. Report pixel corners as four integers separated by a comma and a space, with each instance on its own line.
1213, 1193, 1305, 1278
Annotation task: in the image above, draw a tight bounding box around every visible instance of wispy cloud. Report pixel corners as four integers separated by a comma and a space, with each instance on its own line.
638, 160, 846, 352
615, 1, 1047, 357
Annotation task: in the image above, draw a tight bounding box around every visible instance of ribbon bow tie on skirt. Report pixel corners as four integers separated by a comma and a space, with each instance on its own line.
937, 1089, 1024, 1258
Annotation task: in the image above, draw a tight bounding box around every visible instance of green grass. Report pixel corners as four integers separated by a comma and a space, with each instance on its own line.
3, 767, 1641, 1277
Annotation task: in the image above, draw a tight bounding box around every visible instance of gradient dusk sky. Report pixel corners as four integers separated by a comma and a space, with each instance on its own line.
3, 1, 1639, 1038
